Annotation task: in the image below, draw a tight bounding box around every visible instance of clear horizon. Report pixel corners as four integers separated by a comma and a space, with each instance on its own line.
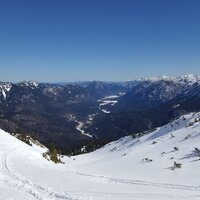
0, 73, 199, 84
0, 0, 200, 82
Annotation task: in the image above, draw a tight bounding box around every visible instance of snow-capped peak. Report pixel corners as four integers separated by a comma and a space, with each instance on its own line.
0, 82, 12, 99
138, 74, 200, 84
20, 81, 39, 88
29, 81, 39, 87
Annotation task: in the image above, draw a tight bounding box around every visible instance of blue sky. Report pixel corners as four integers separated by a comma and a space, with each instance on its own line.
0, 0, 200, 82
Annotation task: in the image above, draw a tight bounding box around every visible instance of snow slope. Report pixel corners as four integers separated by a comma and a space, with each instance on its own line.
1, 112, 200, 199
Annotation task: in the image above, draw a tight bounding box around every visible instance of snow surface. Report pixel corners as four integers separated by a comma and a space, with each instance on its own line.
0, 83, 12, 99
98, 95, 121, 113
26, 81, 39, 88
76, 121, 93, 138
139, 74, 200, 83
1, 112, 200, 199
98, 95, 119, 106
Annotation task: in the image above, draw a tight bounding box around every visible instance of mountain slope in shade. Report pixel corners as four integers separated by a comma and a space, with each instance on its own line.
114, 74, 200, 112
0, 75, 200, 154
1, 111, 200, 199
88, 74, 200, 143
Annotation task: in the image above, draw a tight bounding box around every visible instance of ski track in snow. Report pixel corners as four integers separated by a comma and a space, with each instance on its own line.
1, 112, 200, 199
2, 143, 200, 200
64, 191, 200, 200
0, 142, 77, 200
70, 171, 200, 193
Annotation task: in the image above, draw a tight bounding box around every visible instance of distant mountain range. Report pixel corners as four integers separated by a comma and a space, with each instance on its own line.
0, 74, 200, 154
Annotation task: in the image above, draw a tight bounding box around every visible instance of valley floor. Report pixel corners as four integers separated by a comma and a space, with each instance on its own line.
1, 112, 200, 199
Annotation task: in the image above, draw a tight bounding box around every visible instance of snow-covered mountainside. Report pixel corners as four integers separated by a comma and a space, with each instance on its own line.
88, 74, 200, 143
115, 74, 200, 112
1, 112, 200, 199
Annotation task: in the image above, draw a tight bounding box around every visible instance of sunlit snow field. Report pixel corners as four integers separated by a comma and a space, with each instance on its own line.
0, 112, 200, 200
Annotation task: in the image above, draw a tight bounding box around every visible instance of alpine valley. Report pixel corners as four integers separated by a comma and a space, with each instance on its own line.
0, 75, 200, 154
0, 75, 200, 199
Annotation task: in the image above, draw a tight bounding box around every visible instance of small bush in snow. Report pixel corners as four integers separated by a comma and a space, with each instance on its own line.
151, 141, 157, 145
173, 146, 179, 151
187, 122, 194, 127
43, 143, 63, 164
15, 134, 32, 146
194, 148, 200, 157
173, 161, 182, 169
143, 158, 153, 163
170, 133, 175, 138
184, 134, 191, 140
